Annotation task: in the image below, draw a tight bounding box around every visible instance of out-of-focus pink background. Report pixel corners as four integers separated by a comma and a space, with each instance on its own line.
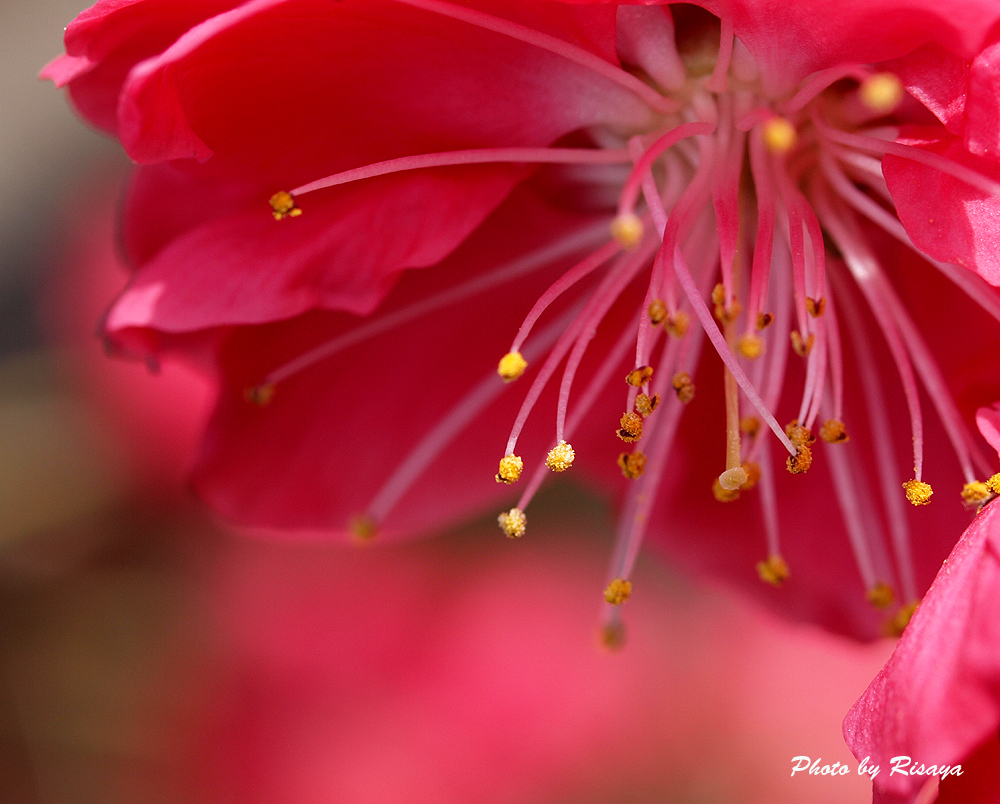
0, 3, 893, 802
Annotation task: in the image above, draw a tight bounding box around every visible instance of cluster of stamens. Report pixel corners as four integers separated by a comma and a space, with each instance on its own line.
252, 1, 1000, 641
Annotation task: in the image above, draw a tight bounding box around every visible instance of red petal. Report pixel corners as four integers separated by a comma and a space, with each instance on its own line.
884, 131, 1000, 286
844, 501, 1000, 800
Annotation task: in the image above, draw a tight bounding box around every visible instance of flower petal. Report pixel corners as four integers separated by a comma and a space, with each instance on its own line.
115, 0, 651, 166
107, 164, 529, 334
884, 131, 1000, 286
40, 0, 242, 135
844, 499, 1000, 800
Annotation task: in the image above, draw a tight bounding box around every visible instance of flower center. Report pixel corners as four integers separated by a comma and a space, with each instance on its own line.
257, 1, 1000, 640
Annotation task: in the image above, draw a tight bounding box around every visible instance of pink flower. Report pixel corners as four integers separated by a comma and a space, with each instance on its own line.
45, 1, 1000, 638
844, 404, 1000, 804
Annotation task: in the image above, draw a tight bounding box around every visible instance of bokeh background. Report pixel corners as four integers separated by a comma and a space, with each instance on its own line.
1, 2, 894, 802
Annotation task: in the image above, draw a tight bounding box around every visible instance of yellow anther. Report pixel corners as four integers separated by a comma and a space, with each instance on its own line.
962, 480, 992, 507
244, 383, 276, 406
736, 334, 763, 359
635, 392, 660, 417
664, 310, 690, 338
867, 581, 896, 609
860, 72, 905, 114
626, 365, 654, 387
790, 330, 815, 356
740, 461, 761, 491
610, 213, 644, 249
545, 441, 576, 472
756, 312, 774, 330
712, 477, 740, 502
805, 297, 826, 317
903, 479, 933, 506
786, 445, 813, 474
987, 473, 1000, 495
671, 372, 695, 404
718, 466, 748, 491
497, 351, 528, 382
603, 577, 632, 605
785, 421, 815, 475
756, 554, 790, 586
496, 454, 523, 484
785, 421, 815, 447
648, 299, 667, 325
269, 190, 302, 220
886, 600, 919, 637
598, 620, 627, 651
617, 411, 643, 442
819, 419, 850, 443
349, 514, 378, 542
711, 282, 742, 324
497, 507, 527, 538
617, 450, 647, 479
740, 416, 761, 438
762, 116, 798, 153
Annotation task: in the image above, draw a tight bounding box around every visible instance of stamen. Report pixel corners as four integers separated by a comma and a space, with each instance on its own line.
497, 351, 528, 382
244, 383, 276, 406
903, 479, 933, 506
988, 473, 1000, 494
269, 191, 301, 220
815, 192, 927, 482
648, 299, 667, 325
617, 451, 647, 479
756, 437, 783, 564
512, 314, 639, 514
364, 312, 567, 526
712, 478, 740, 502
603, 578, 633, 605
888, 601, 919, 636
505, 247, 649, 457
823, 414, 887, 592
784, 64, 870, 112
616, 121, 716, 219
756, 554, 790, 586
859, 72, 905, 114
610, 213, 644, 249
866, 581, 896, 608
498, 507, 527, 539
389, 0, 679, 113
545, 441, 576, 472
961, 480, 991, 507
670, 244, 797, 456
705, 15, 735, 92
496, 454, 523, 484
258, 221, 609, 388
670, 372, 695, 403
833, 277, 919, 603
790, 330, 814, 356
635, 392, 660, 416
509, 238, 623, 354
664, 311, 690, 338
290, 147, 633, 198
761, 117, 797, 154
819, 419, 849, 443
552, 245, 654, 445
349, 515, 378, 542
736, 334, 762, 358
626, 366, 654, 387
617, 411, 643, 442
